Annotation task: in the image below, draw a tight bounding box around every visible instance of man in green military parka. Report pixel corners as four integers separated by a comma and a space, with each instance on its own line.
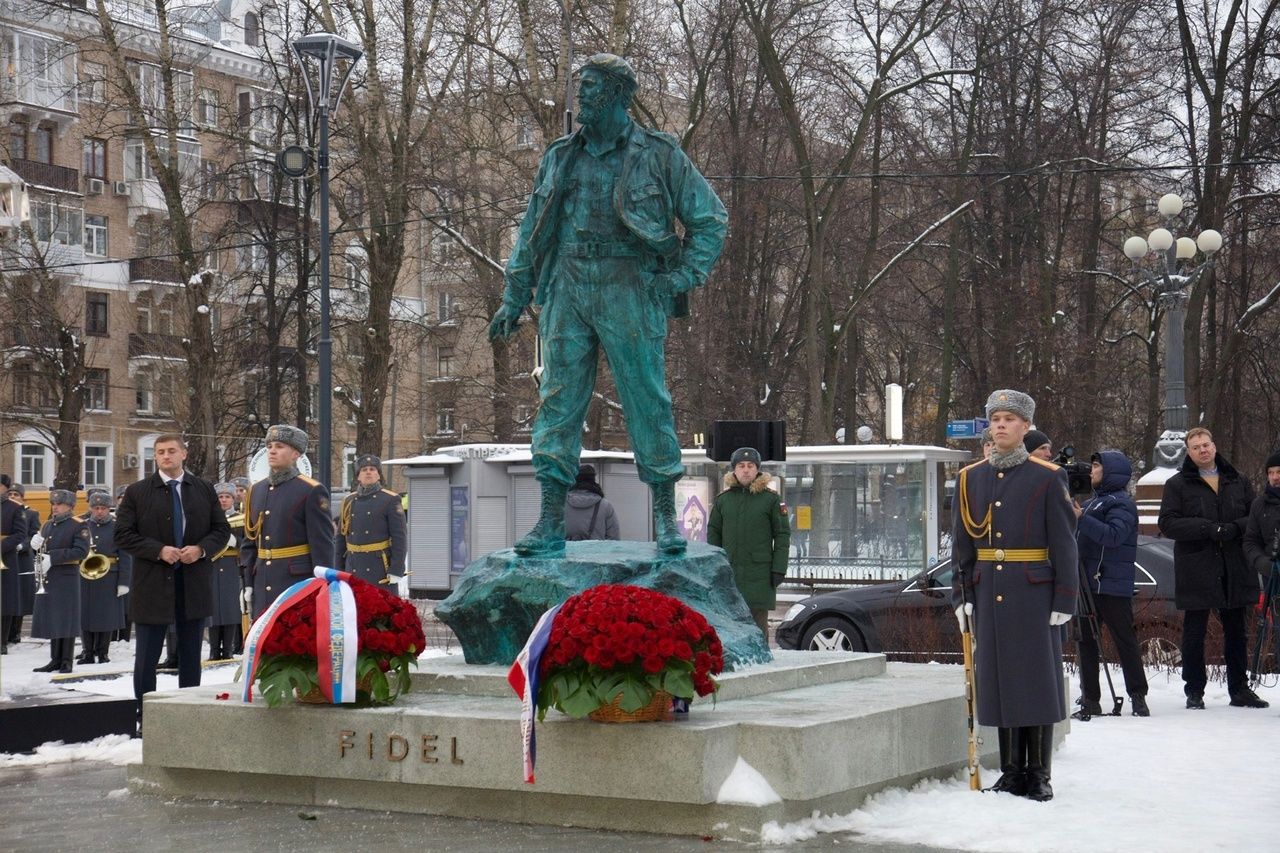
488, 53, 728, 557
708, 447, 791, 641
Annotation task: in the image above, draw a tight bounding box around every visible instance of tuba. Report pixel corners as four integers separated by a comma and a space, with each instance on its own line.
81, 528, 111, 580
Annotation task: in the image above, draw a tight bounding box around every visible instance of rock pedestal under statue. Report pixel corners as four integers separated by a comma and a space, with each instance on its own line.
434, 540, 772, 670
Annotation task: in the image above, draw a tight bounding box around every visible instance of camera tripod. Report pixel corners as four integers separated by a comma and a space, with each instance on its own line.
1248, 530, 1280, 690
1071, 561, 1124, 720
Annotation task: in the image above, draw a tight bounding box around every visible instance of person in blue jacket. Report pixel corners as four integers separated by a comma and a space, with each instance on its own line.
1071, 450, 1149, 716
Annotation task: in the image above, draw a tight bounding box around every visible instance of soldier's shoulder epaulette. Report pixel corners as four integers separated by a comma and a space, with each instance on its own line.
1028, 456, 1061, 473
298, 475, 321, 487
380, 488, 398, 498
959, 458, 988, 475
226, 512, 245, 525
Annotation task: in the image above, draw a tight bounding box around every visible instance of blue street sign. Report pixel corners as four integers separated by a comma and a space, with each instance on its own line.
947, 418, 990, 440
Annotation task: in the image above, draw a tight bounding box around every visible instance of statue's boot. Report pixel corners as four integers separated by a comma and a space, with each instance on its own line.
514, 481, 568, 556
651, 481, 687, 555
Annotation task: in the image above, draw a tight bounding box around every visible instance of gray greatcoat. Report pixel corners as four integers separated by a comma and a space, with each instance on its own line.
951, 455, 1080, 727
81, 516, 126, 632
1, 498, 27, 617
210, 514, 244, 626
335, 487, 407, 589
18, 506, 39, 615
31, 515, 89, 638
240, 472, 335, 618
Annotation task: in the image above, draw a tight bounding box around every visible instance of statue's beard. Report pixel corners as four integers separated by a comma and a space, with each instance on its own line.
577, 90, 616, 126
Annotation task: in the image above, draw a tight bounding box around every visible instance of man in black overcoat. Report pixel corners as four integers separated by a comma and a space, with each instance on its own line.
115, 434, 230, 718
1158, 427, 1267, 710
1, 473, 28, 653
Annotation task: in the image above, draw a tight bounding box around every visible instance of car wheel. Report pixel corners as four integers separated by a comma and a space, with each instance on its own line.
800, 616, 867, 652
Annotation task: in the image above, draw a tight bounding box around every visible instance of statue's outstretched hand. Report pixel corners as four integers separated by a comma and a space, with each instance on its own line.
488, 302, 523, 341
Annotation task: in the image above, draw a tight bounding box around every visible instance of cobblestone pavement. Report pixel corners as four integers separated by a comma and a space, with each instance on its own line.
0, 762, 960, 853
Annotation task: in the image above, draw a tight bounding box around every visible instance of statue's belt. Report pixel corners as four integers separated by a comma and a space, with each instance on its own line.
559, 241, 644, 258
976, 548, 1049, 562
346, 539, 391, 553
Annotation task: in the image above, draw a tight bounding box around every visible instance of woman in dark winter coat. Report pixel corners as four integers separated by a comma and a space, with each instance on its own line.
563, 465, 621, 541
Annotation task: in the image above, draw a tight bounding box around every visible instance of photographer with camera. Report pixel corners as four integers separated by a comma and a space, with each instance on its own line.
1243, 451, 1280, 581
1071, 451, 1149, 716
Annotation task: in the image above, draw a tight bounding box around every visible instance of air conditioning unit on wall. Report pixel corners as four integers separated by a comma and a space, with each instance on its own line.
112, 181, 130, 196
85, 177, 104, 195
121, 452, 139, 470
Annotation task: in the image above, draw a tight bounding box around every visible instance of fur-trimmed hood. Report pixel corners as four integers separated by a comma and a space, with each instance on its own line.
722, 470, 775, 494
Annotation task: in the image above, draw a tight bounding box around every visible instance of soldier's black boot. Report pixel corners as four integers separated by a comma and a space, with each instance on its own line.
651, 481, 686, 555
984, 727, 1026, 795
76, 633, 94, 664
1022, 724, 1055, 801
513, 481, 568, 556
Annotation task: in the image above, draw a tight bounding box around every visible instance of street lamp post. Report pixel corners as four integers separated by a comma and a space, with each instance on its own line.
1123, 193, 1223, 471
292, 33, 363, 491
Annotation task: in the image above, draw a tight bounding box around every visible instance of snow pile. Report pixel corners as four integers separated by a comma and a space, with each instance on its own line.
716, 756, 781, 806
0, 735, 141, 769
761, 671, 1280, 851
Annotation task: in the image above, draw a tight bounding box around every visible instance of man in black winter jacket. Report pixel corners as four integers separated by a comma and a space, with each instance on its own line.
1157, 427, 1268, 709
1243, 450, 1280, 588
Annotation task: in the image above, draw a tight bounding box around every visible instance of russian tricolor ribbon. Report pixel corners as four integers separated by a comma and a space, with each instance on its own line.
241, 566, 359, 704
507, 603, 562, 784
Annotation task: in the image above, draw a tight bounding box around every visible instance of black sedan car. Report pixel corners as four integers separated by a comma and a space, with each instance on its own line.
775, 536, 1182, 663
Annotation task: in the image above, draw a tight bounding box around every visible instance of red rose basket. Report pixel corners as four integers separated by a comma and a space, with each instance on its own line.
535, 584, 724, 721
244, 573, 426, 707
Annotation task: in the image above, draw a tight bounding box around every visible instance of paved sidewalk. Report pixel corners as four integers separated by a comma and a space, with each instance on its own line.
0, 762, 958, 853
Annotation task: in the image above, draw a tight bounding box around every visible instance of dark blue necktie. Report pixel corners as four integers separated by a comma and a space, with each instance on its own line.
168, 479, 184, 545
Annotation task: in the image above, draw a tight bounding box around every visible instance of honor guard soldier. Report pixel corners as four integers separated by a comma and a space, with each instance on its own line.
232, 477, 250, 513
31, 489, 90, 673
336, 455, 409, 596
240, 425, 335, 619
1, 474, 29, 654
77, 491, 128, 664
208, 483, 243, 659
952, 390, 1079, 802
7, 483, 40, 647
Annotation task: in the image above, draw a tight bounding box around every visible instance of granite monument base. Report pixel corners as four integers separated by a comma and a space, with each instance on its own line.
126, 653, 1067, 840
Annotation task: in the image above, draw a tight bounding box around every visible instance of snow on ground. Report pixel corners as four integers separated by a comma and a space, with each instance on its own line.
762, 670, 1280, 851
0, 735, 141, 769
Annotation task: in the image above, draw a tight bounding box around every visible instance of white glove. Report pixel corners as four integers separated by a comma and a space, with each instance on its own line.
38, 553, 51, 571
117, 585, 129, 597
390, 574, 409, 597
955, 602, 973, 632
30, 532, 45, 551
226, 533, 237, 550
16, 543, 24, 552
1050, 611, 1072, 626
240, 587, 253, 611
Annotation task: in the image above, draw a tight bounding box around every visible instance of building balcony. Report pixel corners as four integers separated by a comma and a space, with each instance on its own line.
8, 159, 80, 194
128, 332, 187, 361
127, 179, 170, 226
130, 257, 183, 285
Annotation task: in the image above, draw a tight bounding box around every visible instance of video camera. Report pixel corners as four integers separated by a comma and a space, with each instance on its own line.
1052, 445, 1093, 497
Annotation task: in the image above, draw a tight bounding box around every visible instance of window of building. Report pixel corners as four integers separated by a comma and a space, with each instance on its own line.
31, 197, 83, 246
126, 61, 193, 122
244, 13, 260, 47
437, 346, 455, 378
34, 124, 54, 164
437, 408, 455, 435
135, 303, 152, 333
516, 405, 534, 433
85, 292, 109, 334
8, 122, 27, 159
156, 298, 174, 335
124, 135, 201, 184
81, 61, 105, 102
20, 443, 48, 486
13, 362, 36, 408
136, 372, 153, 413
84, 216, 108, 257
83, 137, 107, 178
343, 447, 356, 489
515, 115, 535, 149
135, 217, 152, 253
142, 443, 156, 478
83, 444, 110, 488
437, 291, 457, 323
198, 88, 218, 126
85, 368, 109, 409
